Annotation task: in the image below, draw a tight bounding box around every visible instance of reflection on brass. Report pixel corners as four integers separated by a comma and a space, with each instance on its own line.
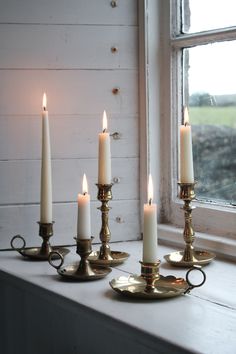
10, 222, 69, 261
88, 184, 129, 266
110, 262, 206, 299
164, 182, 216, 267
48, 238, 111, 281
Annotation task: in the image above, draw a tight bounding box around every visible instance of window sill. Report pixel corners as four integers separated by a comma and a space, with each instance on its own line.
0, 240, 235, 354
158, 223, 236, 261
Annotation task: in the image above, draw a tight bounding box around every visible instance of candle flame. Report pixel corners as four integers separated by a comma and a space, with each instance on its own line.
82, 173, 88, 194
42, 93, 47, 110
184, 107, 189, 126
103, 110, 107, 132
148, 174, 153, 204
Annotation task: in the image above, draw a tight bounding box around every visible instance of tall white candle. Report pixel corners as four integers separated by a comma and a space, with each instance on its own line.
180, 107, 194, 183
40, 93, 52, 223
98, 110, 111, 184
77, 174, 91, 239
143, 174, 158, 263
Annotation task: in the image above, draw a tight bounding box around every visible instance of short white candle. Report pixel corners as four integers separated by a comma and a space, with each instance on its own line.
143, 174, 158, 263
98, 110, 111, 184
180, 107, 194, 183
40, 93, 52, 223
77, 174, 91, 239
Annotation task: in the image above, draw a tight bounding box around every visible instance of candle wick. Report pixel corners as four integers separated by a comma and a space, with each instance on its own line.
148, 198, 152, 205
43, 107, 46, 111
184, 122, 189, 127
103, 128, 106, 133
83, 192, 87, 196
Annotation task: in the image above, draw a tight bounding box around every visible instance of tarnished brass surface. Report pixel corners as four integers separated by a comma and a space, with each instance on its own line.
88, 250, 130, 266
10, 223, 70, 260
19, 246, 69, 260
110, 265, 206, 299
57, 263, 111, 281
164, 250, 216, 267
49, 238, 112, 281
164, 182, 215, 267
93, 183, 129, 265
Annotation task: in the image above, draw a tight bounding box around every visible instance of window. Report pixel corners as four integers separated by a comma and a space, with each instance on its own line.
170, 0, 236, 242
139, 0, 236, 256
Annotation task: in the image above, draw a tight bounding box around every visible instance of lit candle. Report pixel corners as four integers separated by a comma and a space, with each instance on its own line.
180, 107, 194, 183
77, 174, 91, 239
143, 174, 158, 263
98, 110, 111, 184
40, 93, 52, 223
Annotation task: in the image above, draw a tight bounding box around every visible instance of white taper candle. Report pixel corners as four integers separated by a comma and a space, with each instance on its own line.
143, 174, 158, 263
77, 174, 91, 239
98, 110, 111, 184
40, 93, 52, 223
180, 107, 194, 183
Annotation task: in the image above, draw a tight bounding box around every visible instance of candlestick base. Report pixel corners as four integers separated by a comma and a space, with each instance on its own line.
48, 238, 112, 281
164, 250, 216, 267
10, 222, 70, 261
110, 262, 206, 299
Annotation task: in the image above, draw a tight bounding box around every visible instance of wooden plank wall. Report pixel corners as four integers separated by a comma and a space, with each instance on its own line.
0, 0, 140, 247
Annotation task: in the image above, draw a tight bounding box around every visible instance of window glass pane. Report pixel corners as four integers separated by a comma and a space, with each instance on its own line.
184, 41, 236, 204
182, 0, 236, 33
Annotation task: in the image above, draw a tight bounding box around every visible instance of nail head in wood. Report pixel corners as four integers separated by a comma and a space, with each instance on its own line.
113, 177, 121, 184
112, 87, 120, 95
111, 46, 118, 53
110, 1, 117, 8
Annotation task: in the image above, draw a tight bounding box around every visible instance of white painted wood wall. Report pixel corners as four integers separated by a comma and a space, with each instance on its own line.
0, 0, 140, 248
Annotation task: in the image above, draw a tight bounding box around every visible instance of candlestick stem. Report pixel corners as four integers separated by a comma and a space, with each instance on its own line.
98, 184, 113, 260
164, 182, 216, 266
87, 183, 129, 266
76, 238, 96, 276
180, 183, 196, 262
140, 261, 160, 293
38, 222, 54, 256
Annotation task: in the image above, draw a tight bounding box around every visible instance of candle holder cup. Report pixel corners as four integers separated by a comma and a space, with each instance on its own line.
10, 222, 69, 260
164, 182, 215, 267
88, 183, 129, 266
48, 237, 111, 281
110, 258, 206, 299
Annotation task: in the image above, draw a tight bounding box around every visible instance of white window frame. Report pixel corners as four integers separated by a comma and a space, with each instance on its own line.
139, 0, 236, 259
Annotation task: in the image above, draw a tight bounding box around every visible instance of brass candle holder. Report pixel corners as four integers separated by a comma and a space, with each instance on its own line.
10, 222, 69, 260
48, 237, 111, 280
164, 182, 215, 267
88, 183, 129, 266
110, 259, 206, 299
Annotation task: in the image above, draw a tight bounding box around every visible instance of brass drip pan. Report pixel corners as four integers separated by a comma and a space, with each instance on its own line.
164, 250, 216, 267
88, 250, 130, 266
110, 274, 189, 299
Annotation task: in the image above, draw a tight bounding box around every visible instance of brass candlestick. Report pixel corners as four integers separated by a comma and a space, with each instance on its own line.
164, 182, 215, 267
110, 258, 206, 299
48, 237, 111, 281
10, 222, 69, 260
88, 183, 129, 266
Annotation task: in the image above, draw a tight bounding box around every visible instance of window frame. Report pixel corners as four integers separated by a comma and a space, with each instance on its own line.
139, 0, 236, 258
